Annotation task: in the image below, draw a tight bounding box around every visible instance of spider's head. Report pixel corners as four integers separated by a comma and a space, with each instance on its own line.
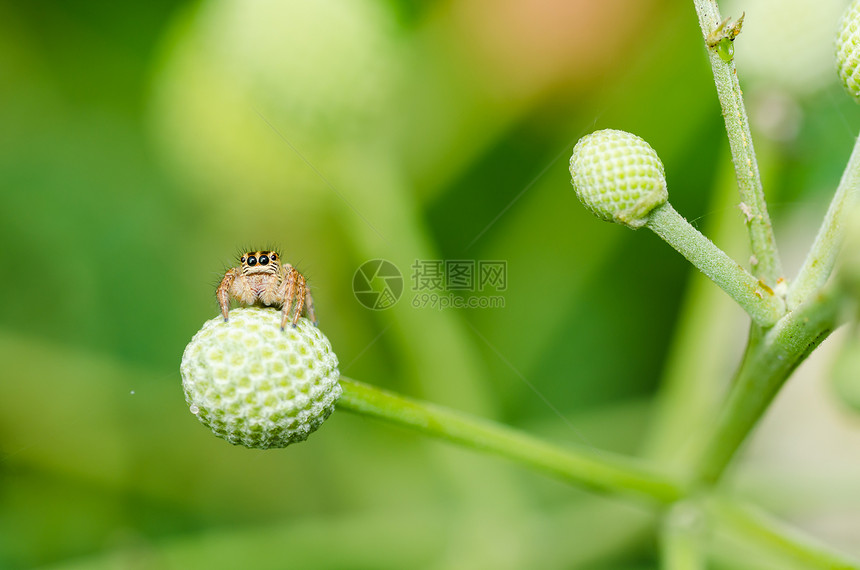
240, 250, 281, 275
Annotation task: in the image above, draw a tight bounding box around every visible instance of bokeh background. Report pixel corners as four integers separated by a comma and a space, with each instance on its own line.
2, 0, 860, 568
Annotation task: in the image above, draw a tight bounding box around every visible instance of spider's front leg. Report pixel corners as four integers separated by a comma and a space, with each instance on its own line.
216, 268, 240, 321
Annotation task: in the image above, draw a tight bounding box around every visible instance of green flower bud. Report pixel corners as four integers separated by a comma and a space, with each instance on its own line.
180, 308, 341, 449
837, 0, 860, 102
569, 129, 668, 229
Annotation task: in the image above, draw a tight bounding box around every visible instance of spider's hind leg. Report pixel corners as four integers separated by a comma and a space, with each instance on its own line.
279, 267, 297, 330
276, 265, 317, 329
305, 288, 318, 327
291, 274, 306, 328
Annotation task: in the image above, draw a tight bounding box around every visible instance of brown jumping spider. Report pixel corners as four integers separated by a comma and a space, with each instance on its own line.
217, 250, 317, 329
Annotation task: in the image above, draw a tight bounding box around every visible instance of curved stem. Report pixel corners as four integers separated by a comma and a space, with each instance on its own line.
693, 0, 782, 285
646, 203, 785, 327
336, 377, 687, 505
787, 135, 860, 309
706, 498, 860, 569
643, 152, 751, 469
693, 286, 842, 484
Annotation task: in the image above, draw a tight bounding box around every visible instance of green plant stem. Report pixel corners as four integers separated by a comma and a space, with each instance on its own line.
693, 0, 782, 285
706, 498, 860, 569
660, 501, 707, 570
336, 377, 687, 505
643, 152, 748, 469
787, 135, 860, 309
693, 286, 843, 484
646, 203, 785, 327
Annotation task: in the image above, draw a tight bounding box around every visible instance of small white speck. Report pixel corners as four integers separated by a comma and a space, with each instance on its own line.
190, 404, 199, 415
130, 390, 135, 395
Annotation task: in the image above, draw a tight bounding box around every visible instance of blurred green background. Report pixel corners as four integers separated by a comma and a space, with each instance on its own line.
2, 0, 860, 568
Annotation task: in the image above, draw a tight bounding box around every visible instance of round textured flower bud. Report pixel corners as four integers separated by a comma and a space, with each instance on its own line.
180, 307, 341, 449
569, 129, 668, 229
837, 0, 860, 102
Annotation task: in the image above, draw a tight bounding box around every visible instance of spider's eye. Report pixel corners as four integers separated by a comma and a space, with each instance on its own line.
270, 253, 277, 260
247, 255, 257, 266
240, 257, 245, 263
259, 254, 269, 265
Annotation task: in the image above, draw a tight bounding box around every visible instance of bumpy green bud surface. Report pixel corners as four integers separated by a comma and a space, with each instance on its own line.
837, 0, 860, 102
570, 129, 668, 229
180, 307, 341, 449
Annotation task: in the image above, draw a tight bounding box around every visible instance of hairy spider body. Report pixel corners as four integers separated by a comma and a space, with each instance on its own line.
217, 250, 317, 329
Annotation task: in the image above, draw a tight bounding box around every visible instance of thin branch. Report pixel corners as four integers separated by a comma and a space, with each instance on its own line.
337, 377, 687, 505
707, 498, 860, 569
693, 286, 843, 484
693, 0, 783, 285
647, 203, 785, 327
788, 135, 860, 308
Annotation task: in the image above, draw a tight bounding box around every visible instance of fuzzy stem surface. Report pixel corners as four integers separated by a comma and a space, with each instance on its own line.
692, 0, 782, 284
646, 203, 784, 327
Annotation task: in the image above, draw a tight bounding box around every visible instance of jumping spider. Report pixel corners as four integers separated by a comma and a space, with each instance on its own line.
217, 250, 317, 329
